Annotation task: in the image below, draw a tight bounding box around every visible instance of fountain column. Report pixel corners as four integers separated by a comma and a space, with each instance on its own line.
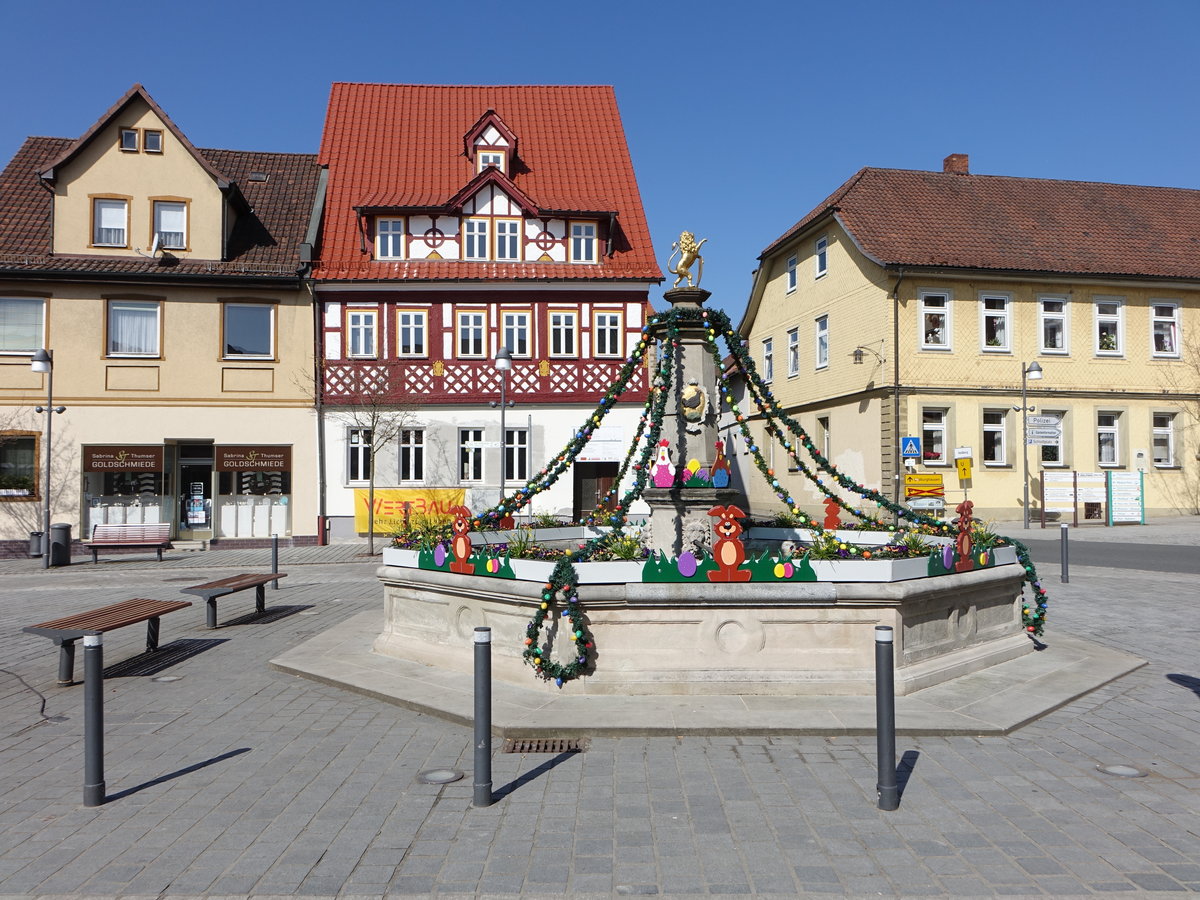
644, 286, 740, 557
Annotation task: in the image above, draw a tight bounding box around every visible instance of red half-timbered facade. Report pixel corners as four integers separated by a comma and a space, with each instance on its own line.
314, 84, 661, 531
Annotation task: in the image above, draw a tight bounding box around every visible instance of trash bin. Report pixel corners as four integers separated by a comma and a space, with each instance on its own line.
29, 531, 43, 558
48, 522, 72, 567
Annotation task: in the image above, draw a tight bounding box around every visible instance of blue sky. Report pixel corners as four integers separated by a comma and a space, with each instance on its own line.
4, 0, 1198, 321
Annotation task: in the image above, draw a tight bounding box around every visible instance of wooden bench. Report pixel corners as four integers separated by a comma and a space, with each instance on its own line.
83, 523, 173, 564
24, 598, 193, 685
181, 572, 287, 628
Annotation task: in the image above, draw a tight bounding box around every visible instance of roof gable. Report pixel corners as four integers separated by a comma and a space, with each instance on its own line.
315, 83, 660, 282
463, 109, 518, 157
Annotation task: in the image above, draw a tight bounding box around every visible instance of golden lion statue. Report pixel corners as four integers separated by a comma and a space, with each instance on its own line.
667, 231, 707, 288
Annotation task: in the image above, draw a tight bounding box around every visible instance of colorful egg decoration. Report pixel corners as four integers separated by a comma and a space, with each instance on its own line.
677, 550, 698, 578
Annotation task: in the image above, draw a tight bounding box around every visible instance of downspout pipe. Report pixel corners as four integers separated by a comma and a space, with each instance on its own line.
890, 269, 904, 516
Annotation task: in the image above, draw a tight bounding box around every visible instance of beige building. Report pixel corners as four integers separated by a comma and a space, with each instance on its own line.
0, 85, 323, 554
739, 154, 1200, 523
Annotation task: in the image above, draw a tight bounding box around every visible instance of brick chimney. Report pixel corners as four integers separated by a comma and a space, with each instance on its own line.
943, 153, 970, 175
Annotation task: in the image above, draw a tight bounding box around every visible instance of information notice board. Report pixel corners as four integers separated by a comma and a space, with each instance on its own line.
1040, 470, 1144, 527
1107, 471, 1145, 524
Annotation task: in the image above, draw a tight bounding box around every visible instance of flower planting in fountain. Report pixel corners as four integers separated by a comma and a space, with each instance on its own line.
389, 304, 1049, 685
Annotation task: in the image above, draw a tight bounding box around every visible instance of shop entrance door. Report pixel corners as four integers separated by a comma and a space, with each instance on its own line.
177, 448, 214, 540
573, 462, 618, 521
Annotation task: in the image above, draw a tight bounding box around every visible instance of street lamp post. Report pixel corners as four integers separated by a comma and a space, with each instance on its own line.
491, 347, 513, 508
30, 349, 65, 569
1018, 360, 1043, 530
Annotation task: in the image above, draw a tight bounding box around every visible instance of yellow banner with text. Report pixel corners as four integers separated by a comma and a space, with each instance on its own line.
353, 488, 467, 532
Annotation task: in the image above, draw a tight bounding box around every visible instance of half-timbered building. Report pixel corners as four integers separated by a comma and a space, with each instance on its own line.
314, 84, 661, 533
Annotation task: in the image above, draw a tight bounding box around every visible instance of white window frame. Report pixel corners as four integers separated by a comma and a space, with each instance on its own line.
495, 218, 521, 262
922, 408, 949, 466
478, 150, 505, 172
347, 428, 372, 484
504, 427, 529, 483
919, 292, 951, 350
982, 409, 1008, 466
1151, 302, 1180, 358
502, 311, 530, 357
570, 222, 597, 264
549, 310, 577, 357
814, 236, 828, 278
153, 201, 187, 250
223, 303, 275, 359
980, 293, 1011, 352
817, 416, 831, 460
1039, 410, 1067, 467
0, 297, 45, 354
459, 428, 484, 482
0, 431, 38, 499
815, 315, 829, 369
464, 218, 490, 261
93, 198, 128, 248
1097, 412, 1121, 467
143, 130, 163, 153
119, 129, 139, 152
1152, 413, 1176, 468
457, 311, 486, 358
376, 218, 406, 260
399, 428, 424, 483
786, 255, 797, 293
1094, 297, 1124, 356
347, 309, 378, 359
594, 311, 622, 358
787, 328, 799, 377
396, 310, 426, 358
1039, 296, 1069, 354
762, 338, 773, 383
106, 299, 160, 357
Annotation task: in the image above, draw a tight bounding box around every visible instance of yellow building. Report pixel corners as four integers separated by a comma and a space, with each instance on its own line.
739, 154, 1200, 523
0, 85, 323, 554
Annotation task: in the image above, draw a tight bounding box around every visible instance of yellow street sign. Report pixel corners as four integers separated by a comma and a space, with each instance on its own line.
904, 473, 944, 497
956, 458, 972, 480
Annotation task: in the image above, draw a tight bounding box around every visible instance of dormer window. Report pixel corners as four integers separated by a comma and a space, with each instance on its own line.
570, 222, 597, 263
376, 218, 406, 260
119, 129, 139, 152
463, 218, 489, 261
477, 150, 505, 173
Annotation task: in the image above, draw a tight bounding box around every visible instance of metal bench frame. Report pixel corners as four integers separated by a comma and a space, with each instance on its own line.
181, 573, 287, 627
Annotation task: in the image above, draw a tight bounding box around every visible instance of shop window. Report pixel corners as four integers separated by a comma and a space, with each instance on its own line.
0, 297, 45, 354
223, 303, 274, 358
0, 432, 37, 499
107, 299, 160, 356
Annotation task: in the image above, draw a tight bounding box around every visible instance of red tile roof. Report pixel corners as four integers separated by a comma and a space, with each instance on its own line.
0, 137, 320, 280
315, 83, 661, 282
762, 166, 1200, 280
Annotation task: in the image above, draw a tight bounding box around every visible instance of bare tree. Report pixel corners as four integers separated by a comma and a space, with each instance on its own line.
1159, 338, 1200, 514
0, 410, 78, 545
322, 361, 417, 555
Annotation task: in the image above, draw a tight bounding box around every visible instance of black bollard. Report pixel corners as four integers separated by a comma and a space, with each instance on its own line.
83, 634, 106, 807
875, 625, 899, 811
1060, 523, 1069, 584
271, 534, 280, 589
473, 627, 493, 807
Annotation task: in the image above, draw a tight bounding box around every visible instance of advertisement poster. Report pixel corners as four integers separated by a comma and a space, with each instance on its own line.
354, 488, 467, 532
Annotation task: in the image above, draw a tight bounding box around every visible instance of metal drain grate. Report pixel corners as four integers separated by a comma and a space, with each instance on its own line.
503, 737, 587, 754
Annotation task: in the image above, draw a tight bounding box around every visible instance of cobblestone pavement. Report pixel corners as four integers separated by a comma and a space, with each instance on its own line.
0, 535, 1197, 898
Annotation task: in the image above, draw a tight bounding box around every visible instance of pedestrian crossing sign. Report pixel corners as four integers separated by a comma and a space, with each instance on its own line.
900, 436, 922, 458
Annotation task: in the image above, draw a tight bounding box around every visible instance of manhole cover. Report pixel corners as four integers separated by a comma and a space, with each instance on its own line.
417, 768, 464, 784
1097, 764, 1147, 778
